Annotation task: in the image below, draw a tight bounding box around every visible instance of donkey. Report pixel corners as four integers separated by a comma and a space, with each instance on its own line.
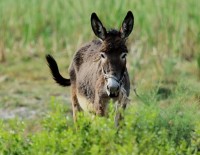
46, 11, 134, 125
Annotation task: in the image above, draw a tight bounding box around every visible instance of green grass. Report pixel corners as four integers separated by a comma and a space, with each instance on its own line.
0, 0, 200, 154
0, 98, 199, 154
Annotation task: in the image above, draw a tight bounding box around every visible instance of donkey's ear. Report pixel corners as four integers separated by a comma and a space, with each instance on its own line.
91, 13, 107, 40
120, 11, 134, 39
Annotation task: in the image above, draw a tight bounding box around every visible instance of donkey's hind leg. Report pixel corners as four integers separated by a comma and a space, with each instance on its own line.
71, 83, 82, 123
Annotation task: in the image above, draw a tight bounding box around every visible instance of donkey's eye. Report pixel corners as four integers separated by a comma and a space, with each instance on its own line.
121, 53, 127, 59
100, 53, 106, 59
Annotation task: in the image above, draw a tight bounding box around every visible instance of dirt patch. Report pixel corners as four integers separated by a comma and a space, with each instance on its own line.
0, 107, 39, 119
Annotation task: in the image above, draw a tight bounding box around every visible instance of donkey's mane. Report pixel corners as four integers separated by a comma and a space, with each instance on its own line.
107, 29, 120, 36
101, 29, 128, 53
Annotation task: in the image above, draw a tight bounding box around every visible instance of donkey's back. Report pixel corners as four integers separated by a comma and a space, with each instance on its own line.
72, 39, 102, 72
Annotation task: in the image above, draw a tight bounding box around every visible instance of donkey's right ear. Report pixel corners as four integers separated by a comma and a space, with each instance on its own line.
91, 13, 107, 40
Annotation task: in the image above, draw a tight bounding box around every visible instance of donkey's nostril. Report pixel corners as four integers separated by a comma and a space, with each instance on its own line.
106, 78, 120, 97
109, 85, 119, 93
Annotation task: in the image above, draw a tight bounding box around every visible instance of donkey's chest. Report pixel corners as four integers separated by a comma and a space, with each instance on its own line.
76, 65, 103, 98
77, 93, 95, 112
76, 78, 103, 113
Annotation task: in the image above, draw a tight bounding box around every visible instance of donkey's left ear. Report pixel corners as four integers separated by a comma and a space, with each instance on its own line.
120, 11, 134, 39
91, 13, 107, 40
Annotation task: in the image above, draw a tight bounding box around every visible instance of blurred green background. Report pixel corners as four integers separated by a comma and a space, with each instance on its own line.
0, 0, 199, 118
0, 0, 200, 154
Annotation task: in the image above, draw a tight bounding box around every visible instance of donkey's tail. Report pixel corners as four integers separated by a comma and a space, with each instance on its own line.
46, 54, 71, 87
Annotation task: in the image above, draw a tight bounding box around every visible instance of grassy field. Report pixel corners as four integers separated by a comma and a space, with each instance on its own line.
0, 0, 200, 154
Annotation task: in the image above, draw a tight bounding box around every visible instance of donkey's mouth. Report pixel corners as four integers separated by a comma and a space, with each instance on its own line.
109, 92, 119, 98
106, 77, 120, 98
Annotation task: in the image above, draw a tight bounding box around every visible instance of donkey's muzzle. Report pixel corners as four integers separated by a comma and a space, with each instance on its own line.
106, 78, 120, 98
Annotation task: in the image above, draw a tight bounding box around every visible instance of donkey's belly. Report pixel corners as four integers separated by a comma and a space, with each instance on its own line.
77, 93, 95, 112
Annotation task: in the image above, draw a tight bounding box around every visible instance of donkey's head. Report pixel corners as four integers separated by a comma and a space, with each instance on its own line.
91, 11, 134, 97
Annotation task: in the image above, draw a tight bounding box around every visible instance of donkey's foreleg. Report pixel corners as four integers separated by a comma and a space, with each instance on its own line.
94, 91, 108, 116
94, 98, 105, 116
114, 103, 124, 127
93, 79, 108, 116
114, 98, 129, 127
115, 86, 130, 126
